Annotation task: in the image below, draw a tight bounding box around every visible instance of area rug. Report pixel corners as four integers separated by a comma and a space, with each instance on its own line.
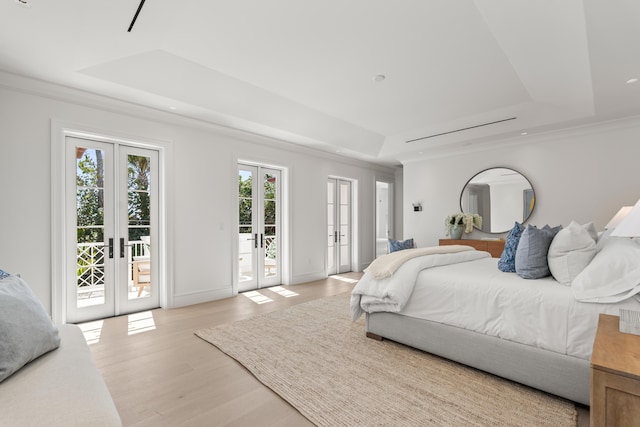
195, 292, 577, 427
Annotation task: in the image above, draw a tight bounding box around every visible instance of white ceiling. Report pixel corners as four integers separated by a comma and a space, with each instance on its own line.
1, 0, 639, 166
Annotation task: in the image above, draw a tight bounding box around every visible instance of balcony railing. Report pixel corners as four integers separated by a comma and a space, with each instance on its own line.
76, 240, 147, 292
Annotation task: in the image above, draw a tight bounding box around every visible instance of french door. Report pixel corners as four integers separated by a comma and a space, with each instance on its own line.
65, 137, 159, 323
238, 164, 281, 292
327, 178, 352, 275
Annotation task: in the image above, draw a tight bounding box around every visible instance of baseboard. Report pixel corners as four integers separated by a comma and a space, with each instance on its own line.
171, 287, 233, 308
290, 271, 327, 285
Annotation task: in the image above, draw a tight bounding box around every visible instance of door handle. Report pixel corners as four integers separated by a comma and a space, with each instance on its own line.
108, 238, 114, 259
260, 233, 264, 249
334, 231, 338, 243
120, 238, 125, 258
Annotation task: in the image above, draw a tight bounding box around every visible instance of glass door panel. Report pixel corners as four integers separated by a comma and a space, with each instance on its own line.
67, 139, 115, 322
119, 147, 159, 314
338, 181, 351, 273
238, 167, 257, 288
126, 153, 151, 301
263, 171, 277, 280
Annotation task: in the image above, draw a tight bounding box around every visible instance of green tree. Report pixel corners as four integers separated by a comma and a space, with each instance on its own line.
76, 149, 104, 243
128, 155, 151, 242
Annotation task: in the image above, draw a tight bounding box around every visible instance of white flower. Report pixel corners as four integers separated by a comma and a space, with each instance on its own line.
445, 213, 482, 235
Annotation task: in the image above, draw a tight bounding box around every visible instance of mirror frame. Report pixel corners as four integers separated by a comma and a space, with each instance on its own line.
459, 167, 535, 234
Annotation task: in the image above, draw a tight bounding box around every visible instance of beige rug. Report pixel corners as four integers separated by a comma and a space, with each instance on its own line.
195, 293, 577, 427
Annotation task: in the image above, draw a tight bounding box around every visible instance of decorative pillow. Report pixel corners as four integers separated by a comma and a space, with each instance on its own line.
0, 275, 61, 383
547, 221, 597, 285
497, 222, 524, 272
572, 237, 640, 302
0, 269, 10, 280
388, 238, 414, 253
515, 224, 562, 279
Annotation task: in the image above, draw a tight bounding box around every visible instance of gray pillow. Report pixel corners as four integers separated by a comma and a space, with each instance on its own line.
0, 275, 60, 382
515, 224, 562, 279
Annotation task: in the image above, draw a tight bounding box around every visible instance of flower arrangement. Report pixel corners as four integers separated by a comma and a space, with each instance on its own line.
445, 213, 482, 235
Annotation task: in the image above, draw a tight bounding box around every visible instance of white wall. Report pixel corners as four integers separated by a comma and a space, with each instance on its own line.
0, 74, 399, 314
403, 117, 640, 247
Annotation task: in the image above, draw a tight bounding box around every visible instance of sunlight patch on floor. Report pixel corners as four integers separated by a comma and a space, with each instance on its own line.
331, 275, 359, 284
242, 291, 273, 304
268, 286, 299, 298
78, 320, 104, 345
128, 311, 156, 335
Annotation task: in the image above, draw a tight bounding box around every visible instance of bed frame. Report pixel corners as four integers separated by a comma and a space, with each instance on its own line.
366, 312, 590, 405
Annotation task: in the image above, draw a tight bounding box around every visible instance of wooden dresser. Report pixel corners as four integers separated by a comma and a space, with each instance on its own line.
438, 238, 505, 258
591, 313, 640, 427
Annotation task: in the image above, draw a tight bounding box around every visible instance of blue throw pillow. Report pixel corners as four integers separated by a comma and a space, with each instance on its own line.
389, 238, 414, 253
515, 224, 562, 279
497, 222, 524, 272
0, 269, 10, 280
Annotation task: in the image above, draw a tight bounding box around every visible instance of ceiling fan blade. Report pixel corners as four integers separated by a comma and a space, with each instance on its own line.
127, 0, 147, 32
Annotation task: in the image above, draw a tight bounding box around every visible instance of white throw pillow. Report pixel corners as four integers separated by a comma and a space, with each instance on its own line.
547, 221, 597, 285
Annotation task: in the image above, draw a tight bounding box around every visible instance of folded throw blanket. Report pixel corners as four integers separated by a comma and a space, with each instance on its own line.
351, 249, 490, 320
365, 245, 475, 279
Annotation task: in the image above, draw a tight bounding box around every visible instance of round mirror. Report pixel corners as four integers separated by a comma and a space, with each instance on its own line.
460, 167, 535, 234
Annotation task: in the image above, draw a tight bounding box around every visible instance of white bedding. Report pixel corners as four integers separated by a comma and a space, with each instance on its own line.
399, 257, 640, 360
351, 249, 490, 320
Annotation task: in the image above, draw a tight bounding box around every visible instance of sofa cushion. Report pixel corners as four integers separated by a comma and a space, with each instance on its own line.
0, 275, 60, 382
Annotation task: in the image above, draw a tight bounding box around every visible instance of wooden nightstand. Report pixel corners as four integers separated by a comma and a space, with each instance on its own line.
438, 239, 505, 258
590, 313, 640, 427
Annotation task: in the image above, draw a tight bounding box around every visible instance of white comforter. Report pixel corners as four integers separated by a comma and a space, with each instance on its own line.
350, 249, 491, 320
400, 257, 640, 360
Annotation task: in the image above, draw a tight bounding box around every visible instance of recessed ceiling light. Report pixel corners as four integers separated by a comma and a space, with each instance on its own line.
373, 74, 386, 83
169, 106, 177, 110
521, 132, 528, 136
627, 78, 638, 84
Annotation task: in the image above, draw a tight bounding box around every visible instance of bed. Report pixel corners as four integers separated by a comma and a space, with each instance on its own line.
351, 233, 640, 406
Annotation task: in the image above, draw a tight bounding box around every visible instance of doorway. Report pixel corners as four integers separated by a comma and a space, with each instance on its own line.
375, 181, 394, 258
65, 137, 159, 323
238, 164, 282, 292
327, 178, 352, 275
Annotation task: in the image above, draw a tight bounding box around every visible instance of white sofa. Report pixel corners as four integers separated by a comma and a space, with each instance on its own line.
0, 324, 122, 427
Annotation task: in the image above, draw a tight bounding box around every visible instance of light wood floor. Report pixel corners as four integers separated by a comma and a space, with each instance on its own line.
88, 273, 360, 426
89, 272, 589, 427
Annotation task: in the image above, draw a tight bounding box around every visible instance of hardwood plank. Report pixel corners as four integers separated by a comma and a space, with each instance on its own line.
88, 274, 360, 426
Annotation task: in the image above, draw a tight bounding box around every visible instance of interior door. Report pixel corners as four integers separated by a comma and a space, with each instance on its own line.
375, 181, 393, 258
238, 164, 281, 292
327, 178, 351, 275
65, 137, 159, 323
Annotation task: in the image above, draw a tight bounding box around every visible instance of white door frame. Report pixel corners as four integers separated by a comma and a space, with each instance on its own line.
327, 177, 355, 275
51, 123, 168, 324
237, 163, 282, 292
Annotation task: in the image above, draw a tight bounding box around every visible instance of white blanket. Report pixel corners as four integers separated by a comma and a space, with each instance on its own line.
365, 245, 475, 279
351, 249, 490, 320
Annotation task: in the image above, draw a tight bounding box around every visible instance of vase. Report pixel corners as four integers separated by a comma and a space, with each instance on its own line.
449, 225, 463, 240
